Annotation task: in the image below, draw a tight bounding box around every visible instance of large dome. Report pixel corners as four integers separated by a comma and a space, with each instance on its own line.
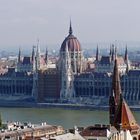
60, 23, 81, 52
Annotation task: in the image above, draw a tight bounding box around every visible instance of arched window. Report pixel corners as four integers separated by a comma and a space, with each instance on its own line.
133, 137, 137, 140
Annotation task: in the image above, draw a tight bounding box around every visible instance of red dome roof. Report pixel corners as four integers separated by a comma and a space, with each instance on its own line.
60, 34, 81, 52
60, 22, 81, 52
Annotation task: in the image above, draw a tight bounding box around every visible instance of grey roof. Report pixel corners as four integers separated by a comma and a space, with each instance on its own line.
1, 70, 33, 78
74, 72, 93, 79
99, 56, 111, 65
22, 57, 31, 65
93, 72, 111, 78
127, 70, 140, 76
74, 72, 111, 80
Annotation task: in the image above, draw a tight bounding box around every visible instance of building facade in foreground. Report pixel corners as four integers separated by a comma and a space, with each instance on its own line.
0, 123, 64, 140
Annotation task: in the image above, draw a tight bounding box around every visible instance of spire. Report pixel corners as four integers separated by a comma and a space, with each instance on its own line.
110, 58, 122, 127
18, 48, 21, 63
126, 61, 130, 73
109, 58, 140, 131
69, 20, 73, 35
36, 39, 40, 70
36, 39, 40, 56
32, 46, 36, 72
124, 45, 128, 62
45, 47, 48, 64
124, 45, 131, 73
115, 46, 117, 59
32, 46, 35, 62
61, 41, 73, 99
109, 90, 116, 125
112, 59, 122, 106
111, 44, 115, 61
114, 93, 123, 130
96, 45, 99, 61
109, 44, 112, 56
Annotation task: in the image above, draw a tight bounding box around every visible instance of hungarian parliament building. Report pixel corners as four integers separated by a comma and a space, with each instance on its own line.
0, 22, 140, 105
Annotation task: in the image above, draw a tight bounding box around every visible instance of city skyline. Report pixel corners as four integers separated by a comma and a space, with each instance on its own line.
0, 0, 140, 50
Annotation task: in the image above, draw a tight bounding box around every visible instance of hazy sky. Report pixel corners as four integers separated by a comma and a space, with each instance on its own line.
0, 0, 140, 49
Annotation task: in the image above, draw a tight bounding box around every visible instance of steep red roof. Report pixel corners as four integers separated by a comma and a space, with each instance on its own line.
122, 100, 139, 131
110, 58, 140, 132
60, 35, 81, 52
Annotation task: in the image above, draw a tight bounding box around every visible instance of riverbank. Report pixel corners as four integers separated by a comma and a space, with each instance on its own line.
0, 101, 140, 111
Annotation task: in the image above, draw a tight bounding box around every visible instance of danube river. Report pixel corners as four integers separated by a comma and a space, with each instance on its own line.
0, 107, 140, 129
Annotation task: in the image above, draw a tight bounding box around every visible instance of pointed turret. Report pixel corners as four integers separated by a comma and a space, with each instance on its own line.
112, 59, 122, 105
60, 41, 74, 99
18, 48, 21, 63
45, 47, 48, 64
109, 58, 123, 129
109, 58, 140, 133
124, 45, 128, 62
109, 44, 112, 56
109, 59, 122, 126
96, 45, 99, 61
32, 46, 35, 62
115, 46, 117, 59
31, 46, 36, 72
124, 45, 131, 73
111, 44, 115, 61
114, 93, 123, 130
109, 90, 116, 125
69, 20, 73, 35
126, 62, 130, 73
36, 39, 40, 70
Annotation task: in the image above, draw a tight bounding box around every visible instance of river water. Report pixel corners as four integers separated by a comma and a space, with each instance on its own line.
0, 107, 140, 129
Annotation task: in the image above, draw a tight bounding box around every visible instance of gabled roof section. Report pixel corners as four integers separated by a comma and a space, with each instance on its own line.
122, 100, 139, 131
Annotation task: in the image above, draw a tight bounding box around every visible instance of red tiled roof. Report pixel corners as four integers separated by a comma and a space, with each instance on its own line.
122, 100, 140, 131
80, 126, 108, 137
60, 34, 81, 52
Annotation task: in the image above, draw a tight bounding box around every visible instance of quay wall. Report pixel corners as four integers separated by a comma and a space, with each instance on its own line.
0, 101, 140, 111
